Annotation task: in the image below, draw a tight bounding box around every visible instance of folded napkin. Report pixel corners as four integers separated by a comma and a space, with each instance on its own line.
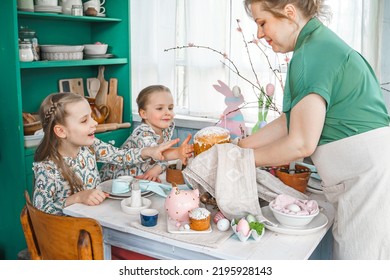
137, 180, 190, 197
183, 143, 307, 220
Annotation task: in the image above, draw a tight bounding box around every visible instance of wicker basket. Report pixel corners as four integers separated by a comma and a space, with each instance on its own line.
23, 114, 42, 135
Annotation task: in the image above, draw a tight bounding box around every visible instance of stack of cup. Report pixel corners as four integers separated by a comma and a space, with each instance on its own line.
83, 0, 105, 16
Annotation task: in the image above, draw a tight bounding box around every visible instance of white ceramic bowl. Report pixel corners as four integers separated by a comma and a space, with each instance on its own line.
269, 200, 319, 228
120, 197, 151, 215
83, 44, 108, 55
40, 45, 84, 53
41, 51, 83, 61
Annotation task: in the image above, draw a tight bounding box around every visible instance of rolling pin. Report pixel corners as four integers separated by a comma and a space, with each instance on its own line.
95, 122, 131, 133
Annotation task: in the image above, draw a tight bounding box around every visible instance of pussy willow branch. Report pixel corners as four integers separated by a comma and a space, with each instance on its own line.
164, 44, 280, 113
381, 82, 390, 92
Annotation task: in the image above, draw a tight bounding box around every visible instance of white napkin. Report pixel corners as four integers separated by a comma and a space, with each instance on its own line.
183, 143, 308, 220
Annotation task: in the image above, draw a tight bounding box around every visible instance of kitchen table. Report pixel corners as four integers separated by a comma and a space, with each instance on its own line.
63, 192, 334, 260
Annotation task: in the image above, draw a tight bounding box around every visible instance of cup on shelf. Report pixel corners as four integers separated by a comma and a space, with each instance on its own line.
17, 0, 34, 12
140, 209, 159, 227
83, 0, 105, 15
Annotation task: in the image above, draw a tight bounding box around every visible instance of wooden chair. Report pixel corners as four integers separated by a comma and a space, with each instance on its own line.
20, 190, 104, 260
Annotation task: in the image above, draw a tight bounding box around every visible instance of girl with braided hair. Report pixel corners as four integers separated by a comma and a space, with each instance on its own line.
239, 0, 390, 259
32, 92, 193, 215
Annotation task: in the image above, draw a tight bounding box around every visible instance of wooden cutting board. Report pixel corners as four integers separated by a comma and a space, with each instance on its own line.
58, 78, 84, 96
106, 78, 123, 123
95, 66, 108, 106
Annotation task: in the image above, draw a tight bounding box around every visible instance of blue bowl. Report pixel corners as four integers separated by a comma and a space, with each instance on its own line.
140, 209, 159, 227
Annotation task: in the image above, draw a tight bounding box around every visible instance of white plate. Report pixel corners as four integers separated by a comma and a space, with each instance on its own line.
97, 179, 152, 199
307, 178, 323, 194
261, 206, 328, 235
84, 53, 114, 59
167, 217, 212, 234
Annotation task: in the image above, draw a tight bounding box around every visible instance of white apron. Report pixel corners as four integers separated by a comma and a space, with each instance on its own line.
311, 126, 390, 259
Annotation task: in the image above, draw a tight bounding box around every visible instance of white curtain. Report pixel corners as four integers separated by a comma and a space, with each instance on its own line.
326, 0, 384, 77
130, 0, 385, 119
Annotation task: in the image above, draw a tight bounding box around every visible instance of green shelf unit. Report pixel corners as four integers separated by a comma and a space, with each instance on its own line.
0, 0, 131, 260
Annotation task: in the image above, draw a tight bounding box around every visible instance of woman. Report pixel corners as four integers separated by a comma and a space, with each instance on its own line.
240, 0, 390, 259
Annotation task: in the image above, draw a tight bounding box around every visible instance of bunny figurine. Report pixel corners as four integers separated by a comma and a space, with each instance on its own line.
213, 80, 247, 138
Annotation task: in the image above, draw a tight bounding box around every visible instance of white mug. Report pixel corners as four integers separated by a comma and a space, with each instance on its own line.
89, 0, 105, 5
83, 1, 105, 14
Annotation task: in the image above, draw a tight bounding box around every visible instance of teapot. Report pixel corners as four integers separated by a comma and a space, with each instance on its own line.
60, 0, 82, 15
86, 97, 110, 124
164, 183, 200, 223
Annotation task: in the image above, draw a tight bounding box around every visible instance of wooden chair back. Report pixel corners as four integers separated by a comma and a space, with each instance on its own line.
20, 190, 104, 260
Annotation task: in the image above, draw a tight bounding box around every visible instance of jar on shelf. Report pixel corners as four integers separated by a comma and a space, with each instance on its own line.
71, 5, 83, 16
19, 26, 40, 61
19, 42, 34, 62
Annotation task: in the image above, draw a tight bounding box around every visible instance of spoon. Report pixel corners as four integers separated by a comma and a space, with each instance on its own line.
87, 78, 100, 98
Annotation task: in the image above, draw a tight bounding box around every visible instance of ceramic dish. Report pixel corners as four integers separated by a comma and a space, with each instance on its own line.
40, 45, 84, 53
84, 53, 114, 59
120, 197, 151, 215
307, 178, 323, 194
96, 180, 152, 199
230, 219, 265, 242
261, 206, 328, 235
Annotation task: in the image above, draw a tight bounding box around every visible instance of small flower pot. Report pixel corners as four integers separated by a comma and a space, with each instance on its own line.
166, 164, 185, 184
275, 164, 311, 193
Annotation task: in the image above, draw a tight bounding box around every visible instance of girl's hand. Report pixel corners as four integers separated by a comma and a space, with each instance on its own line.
136, 165, 162, 183
142, 138, 180, 161
76, 189, 108, 206
177, 134, 194, 165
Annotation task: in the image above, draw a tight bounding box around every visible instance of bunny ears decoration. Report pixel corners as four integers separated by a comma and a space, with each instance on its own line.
213, 80, 247, 139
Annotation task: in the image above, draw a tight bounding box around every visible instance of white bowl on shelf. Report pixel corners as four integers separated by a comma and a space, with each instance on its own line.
40, 45, 84, 53
41, 51, 83, 61
83, 44, 108, 55
24, 134, 44, 148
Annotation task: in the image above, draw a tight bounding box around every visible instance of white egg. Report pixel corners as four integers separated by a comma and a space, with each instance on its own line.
217, 218, 230, 231
287, 203, 300, 212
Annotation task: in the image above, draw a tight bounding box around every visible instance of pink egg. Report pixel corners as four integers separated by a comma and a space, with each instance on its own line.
266, 83, 275, 96
213, 211, 226, 224
236, 218, 250, 236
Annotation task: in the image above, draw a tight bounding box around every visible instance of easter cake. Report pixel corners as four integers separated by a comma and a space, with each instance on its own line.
193, 126, 230, 156
189, 207, 211, 231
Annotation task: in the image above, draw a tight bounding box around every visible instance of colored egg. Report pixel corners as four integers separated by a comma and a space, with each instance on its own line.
236, 218, 250, 236
246, 214, 256, 223
217, 218, 230, 231
287, 203, 300, 212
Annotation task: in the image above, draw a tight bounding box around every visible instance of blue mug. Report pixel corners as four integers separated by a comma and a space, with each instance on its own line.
140, 209, 159, 227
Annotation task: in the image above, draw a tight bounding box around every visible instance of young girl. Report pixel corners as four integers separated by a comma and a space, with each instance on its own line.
32, 92, 192, 215
99, 85, 191, 183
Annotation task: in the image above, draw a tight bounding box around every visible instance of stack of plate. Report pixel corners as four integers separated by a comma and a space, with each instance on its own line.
34, 5, 62, 14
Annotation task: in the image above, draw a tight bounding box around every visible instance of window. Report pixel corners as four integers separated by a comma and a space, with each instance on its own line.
131, 0, 387, 125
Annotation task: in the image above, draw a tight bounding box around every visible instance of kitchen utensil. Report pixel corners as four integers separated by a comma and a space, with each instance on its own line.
106, 78, 124, 123
87, 78, 100, 98
95, 122, 130, 133
58, 78, 84, 96
87, 97, 109, 124
95, 66, 108, 106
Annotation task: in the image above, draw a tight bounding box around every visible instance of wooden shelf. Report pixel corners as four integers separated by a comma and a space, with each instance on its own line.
20, 58, 128, 68
18, 11, 122, 22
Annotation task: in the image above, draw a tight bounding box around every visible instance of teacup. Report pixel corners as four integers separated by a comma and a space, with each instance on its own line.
111, 179, 130, 194
140, 209, 159, 227
83, 0, 105, 14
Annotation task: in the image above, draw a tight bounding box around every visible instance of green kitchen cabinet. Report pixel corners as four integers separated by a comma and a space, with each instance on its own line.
0, 1, 131, 259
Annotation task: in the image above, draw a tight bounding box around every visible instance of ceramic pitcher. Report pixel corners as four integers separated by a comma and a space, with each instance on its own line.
164, 184, 199, 223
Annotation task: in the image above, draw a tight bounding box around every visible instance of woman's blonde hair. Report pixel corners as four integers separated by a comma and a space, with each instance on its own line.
243, 0, 331, 22
34, 92, 86, 193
